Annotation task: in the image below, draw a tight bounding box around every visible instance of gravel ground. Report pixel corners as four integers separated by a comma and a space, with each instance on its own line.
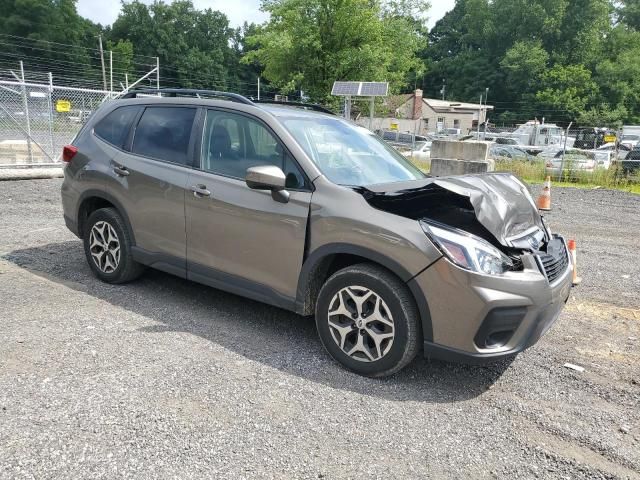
0, 179, 638, 479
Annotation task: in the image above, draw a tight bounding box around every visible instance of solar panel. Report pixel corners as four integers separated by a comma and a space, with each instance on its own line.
359, 82, 388, 96
331, 81, 360, 96
331, 81, 389, 97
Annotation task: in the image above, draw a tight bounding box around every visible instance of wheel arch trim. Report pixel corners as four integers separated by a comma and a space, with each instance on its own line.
296, 243, 433, 341
76, 189, 136, 244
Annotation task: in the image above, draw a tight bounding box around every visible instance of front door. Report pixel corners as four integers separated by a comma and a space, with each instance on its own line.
185, 108, 312, 308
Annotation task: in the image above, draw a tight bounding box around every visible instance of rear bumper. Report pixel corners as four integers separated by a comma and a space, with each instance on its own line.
411, 235, 573, 363
64, 214, 79, 237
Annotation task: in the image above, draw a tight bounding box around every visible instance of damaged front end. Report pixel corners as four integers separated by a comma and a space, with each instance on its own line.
356, 173, 566, 282
354, 172, 574, 361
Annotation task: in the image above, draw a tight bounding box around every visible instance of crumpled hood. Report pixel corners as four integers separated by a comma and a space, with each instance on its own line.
359, 173, 546, 248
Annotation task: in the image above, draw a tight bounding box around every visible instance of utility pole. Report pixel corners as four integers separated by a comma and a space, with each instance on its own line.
156, 57, 160, 91
477, 93, 483, 139
98, 35, 107, 91
440, 79, 446, 100
257, 76, 261, 100
483, 87, 489, 139
109, 50, 113, 94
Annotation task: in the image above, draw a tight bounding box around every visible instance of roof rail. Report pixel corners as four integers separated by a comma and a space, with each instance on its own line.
253, 99, 334, 115
120, 88, 254, 105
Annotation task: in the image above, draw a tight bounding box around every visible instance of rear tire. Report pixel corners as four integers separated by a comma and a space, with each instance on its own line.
83, 207, 145, 284
315, 263, 421, 377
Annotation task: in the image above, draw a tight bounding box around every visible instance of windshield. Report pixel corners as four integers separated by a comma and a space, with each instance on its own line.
281, 116, 425, 186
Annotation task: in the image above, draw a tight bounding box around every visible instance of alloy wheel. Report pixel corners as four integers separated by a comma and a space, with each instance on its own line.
327, 286, 395, 362
89, 221, 120, 273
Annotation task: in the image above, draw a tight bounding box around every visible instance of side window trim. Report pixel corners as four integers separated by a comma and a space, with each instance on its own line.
128, 105, 199, 167
123, 106, 146, 152
93, 105, 141, 150
198, 107, 313, 192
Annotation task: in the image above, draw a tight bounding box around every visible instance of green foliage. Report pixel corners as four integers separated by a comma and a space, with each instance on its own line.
535, 64, 598, 121
422, 0, 638, 126
2, 0, 640, 126
243, 0, 428, 102
0, 0, 101, 77
108, 1, 235, 89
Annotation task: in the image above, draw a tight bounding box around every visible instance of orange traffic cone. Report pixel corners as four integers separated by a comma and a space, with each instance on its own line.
567, 239, 582, 285
537, 176, 552, 211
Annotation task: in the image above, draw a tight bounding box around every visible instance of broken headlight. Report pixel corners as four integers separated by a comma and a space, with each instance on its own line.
420, 220, 514, 275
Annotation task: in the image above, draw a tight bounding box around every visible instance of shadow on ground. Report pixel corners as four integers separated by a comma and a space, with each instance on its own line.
4, 241, 516, 403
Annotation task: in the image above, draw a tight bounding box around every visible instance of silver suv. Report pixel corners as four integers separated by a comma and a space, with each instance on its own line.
61, 89, 573, 377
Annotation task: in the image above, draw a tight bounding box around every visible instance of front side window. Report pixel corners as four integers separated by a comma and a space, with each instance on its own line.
201, 109, 308, 189
94, 106, 140, 148
281, 116, 425, 187
132, 107, 196, 165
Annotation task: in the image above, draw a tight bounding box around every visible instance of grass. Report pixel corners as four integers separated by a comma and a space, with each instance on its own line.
408, 157, 640, 195
494, 159, 640, 195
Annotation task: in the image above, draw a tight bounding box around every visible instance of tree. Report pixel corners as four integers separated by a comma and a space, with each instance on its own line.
0, 0, 102, 79
500, 40, 549, 96
535, 64, 598, 121
420, 0, 637, 125
243, 0, 428, 102
109, 1, 236, 90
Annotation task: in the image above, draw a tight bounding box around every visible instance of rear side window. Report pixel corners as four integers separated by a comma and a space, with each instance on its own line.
93, 106, 139, 148
132, 107, 197, 165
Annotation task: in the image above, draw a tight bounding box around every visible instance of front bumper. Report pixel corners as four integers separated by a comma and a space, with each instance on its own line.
410, 235, 573, 364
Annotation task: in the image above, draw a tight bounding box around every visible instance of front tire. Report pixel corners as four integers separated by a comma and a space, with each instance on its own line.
315, 263, 421, 377
83, 207, 145, 284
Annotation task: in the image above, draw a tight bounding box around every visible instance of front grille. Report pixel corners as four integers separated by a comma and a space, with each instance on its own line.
539, 244, 569, 283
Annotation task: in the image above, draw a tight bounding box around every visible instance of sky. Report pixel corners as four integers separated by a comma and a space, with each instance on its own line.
77, 0, 455, 29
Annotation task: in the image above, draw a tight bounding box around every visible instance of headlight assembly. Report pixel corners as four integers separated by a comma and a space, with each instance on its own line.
420, 220, 514, 275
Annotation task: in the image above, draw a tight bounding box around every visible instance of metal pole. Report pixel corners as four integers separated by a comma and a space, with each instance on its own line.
98, 35, 107, 91
559, 121, 572, 181
48, 72, 55, 160
477, 94, 482, 140
109, 50, 113, 95
483, 87, 489, 139
20, 61, 33, 163
369, 96, 374, 131
156, 57, 160, 91
257, 76, 261, 100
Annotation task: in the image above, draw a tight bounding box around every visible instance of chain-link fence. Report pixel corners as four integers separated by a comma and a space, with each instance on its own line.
485, 126, 639, 186
391, 123, 639, 187
0, 79, 111, 166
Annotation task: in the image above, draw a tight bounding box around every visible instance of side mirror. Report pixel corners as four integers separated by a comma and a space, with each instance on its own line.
245, 165, 289, 203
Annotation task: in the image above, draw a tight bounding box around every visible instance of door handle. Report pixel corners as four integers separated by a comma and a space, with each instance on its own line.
113, 165, 129, 177
191, 184, 211, 198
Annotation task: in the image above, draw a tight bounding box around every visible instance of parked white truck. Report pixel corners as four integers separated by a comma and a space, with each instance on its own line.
502, 120, 574, 150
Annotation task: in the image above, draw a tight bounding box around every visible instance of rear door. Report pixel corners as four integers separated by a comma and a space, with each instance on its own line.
185, 108, 312, 307
107, 105, 198, 276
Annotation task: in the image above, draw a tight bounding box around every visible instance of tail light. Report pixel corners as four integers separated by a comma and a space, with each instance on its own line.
62, 145, 78, 163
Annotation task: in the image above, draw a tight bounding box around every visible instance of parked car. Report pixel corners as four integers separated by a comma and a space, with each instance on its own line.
621, 148, 640, 175
620, 126, 640, 149
494, 137, 519, 145
61, 88, 573, 377
573, 127, 616, 150
596, 142, 630, 160
490, 144, 534, 162
545, 149, 597, 177
401, 140, 431, 162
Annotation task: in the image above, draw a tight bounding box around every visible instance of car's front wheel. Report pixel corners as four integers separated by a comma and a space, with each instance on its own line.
83, 207, 145, 284
315, 263, 421, 377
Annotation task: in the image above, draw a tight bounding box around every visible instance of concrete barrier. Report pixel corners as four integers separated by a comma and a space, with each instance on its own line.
429, 140, 494, 177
